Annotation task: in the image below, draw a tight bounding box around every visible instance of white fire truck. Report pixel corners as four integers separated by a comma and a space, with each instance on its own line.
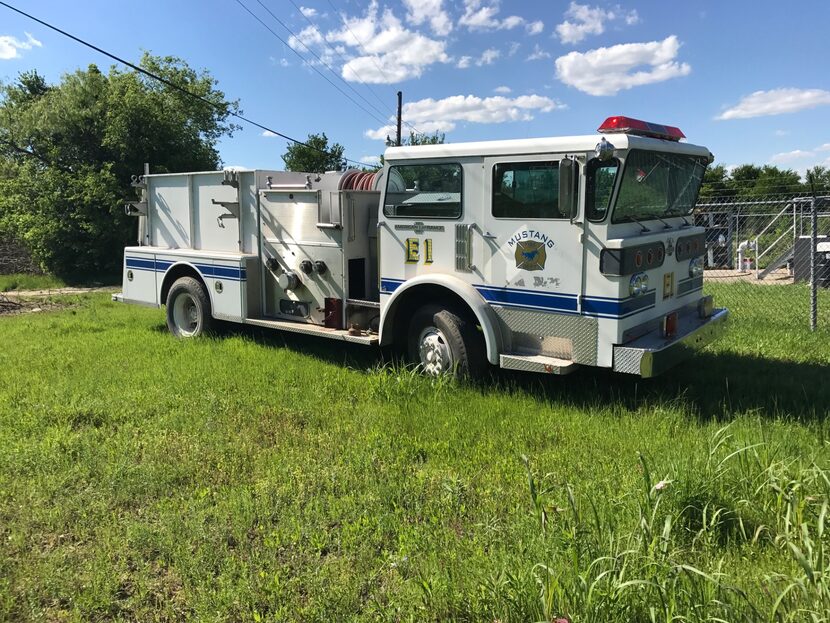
114, 116, 728, 377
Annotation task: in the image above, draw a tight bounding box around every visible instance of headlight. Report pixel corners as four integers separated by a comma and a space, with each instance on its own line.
689, 257, 704, 278
629, 272, 649, 297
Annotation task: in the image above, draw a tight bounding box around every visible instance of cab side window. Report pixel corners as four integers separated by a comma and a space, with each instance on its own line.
383, 163, 462, 219
492, 161, 561, 219
586, 159, 619, 221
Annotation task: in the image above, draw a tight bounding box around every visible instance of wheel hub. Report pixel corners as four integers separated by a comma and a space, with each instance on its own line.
173, 293, 199, 336
417, 327, 453, 376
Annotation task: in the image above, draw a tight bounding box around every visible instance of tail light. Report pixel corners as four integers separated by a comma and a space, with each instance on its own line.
663, 312, 678, 338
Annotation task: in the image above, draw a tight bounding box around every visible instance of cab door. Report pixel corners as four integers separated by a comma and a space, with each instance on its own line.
474, 155, 585, 315
377, 159, 474, 295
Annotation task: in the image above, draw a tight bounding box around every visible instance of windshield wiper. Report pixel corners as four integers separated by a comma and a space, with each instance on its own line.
651, 214, 674, 229
624, 215, 651, 233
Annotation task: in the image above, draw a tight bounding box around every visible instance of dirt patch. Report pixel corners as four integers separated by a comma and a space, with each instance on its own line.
4, 286, 117, 297
0, 294, 71, 316
705, 268, 795, 285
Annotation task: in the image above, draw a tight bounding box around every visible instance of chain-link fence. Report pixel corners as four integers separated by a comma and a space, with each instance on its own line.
696, 194, 830, 332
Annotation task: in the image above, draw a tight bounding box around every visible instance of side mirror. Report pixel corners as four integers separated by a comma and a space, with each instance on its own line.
559, 157, 579, 220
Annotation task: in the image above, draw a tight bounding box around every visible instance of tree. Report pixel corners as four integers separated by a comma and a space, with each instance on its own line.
698, 164, 734, 201
378, 131, 446, 166
698, 163, 810, 202
0, 54, 239, 279
805, 166, 830, 192
281, 133, 345, 172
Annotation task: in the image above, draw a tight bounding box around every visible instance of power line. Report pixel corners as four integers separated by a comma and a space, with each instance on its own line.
324, 0, 425, 138
250, 0, 392, 124
0, 0, 375, 169
284, 0, 390, 113
233, 0, 389, 128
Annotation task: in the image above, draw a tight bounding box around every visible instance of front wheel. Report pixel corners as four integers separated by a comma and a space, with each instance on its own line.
407, 305, 487, 378
166, 276, 213, 338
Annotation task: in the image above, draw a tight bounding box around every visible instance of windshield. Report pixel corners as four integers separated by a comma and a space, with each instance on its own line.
612, 150, 707, 223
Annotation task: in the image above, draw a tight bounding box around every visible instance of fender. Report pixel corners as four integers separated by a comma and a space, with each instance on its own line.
379, 274, 504, 365
158, 261, 216, 311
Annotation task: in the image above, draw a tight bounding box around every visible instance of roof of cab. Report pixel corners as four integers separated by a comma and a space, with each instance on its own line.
383, 133, 712, 161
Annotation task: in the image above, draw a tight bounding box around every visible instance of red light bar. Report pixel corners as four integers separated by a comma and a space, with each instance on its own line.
598, 116, 685, 141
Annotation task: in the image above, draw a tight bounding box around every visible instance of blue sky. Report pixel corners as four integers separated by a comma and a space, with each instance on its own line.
2, 0, 829, 174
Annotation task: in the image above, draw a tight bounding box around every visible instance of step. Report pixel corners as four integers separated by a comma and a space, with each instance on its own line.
758, 246, 793, 280
243, 317, 378, 345
499, 353, 578, 375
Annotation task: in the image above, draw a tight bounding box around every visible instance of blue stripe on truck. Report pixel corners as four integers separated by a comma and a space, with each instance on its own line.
125, 257, 246, 281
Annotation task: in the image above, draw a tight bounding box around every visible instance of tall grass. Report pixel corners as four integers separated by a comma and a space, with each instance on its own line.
523, 425, 830, 622
0, 288, 828, 621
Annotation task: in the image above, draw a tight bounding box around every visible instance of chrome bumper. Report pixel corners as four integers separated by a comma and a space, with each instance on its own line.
613, 308, 729, 378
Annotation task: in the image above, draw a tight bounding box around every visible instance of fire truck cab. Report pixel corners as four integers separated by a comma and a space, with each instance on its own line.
115, 116, 728, 378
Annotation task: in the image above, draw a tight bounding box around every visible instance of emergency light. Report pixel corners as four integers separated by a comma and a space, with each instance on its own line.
598, 116, 685, 142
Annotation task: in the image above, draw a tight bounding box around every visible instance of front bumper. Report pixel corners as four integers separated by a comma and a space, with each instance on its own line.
612, 308, 728, 378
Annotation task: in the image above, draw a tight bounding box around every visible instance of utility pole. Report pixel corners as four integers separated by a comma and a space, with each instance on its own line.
396, 91, 402, 147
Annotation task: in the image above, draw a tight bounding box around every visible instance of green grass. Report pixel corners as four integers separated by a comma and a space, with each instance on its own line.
0, 273, 66, 292
1, 286, 829, 622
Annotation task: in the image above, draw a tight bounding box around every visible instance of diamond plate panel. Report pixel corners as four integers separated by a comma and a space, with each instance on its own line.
500, 354, 577, 375
612, 347, 645, 375
492, 306, 598, 366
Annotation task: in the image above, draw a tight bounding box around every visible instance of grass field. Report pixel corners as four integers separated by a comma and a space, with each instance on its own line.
1, 284, 829, 622
0, 273, 66, 292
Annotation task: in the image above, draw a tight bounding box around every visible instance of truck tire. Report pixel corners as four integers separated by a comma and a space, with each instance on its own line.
166, 276, 213, 338
408, 305, 487, 378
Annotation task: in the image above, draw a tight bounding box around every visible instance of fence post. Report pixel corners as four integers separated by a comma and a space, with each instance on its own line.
810, 196, 818, 331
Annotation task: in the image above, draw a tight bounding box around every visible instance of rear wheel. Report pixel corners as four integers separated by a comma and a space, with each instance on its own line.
407, 305, 486, 378
166, 276, 213, 338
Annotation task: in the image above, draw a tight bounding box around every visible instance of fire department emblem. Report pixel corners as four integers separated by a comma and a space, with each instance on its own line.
514, 240, 547, 271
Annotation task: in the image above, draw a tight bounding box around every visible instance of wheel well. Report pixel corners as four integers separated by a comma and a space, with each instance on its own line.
160, 264, 209, 307
388, 284, 479, 349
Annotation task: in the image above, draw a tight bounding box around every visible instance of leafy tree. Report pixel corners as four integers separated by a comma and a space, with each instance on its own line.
0, 54, 239, 279
698, 164, 735, 201
281, 132, 345, 172
806, 165, 830, 192
378, 131, 446, 166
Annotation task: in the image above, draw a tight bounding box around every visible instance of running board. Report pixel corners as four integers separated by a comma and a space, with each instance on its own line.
499, 354, 578, 375
243, 317, 378, 345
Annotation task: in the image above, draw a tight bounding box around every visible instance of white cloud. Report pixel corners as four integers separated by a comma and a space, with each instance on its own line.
299, 6, 318, 18
366, 93, 562, 139
769, 143, 830, 167
716, 88, 830, 120
477, 48, 500, 66
555, 35, 691, 96
770, 149, 814, 164
555, 2, 638, 44
402, 0, 452, 36
494, 85, 511, 94
507, 42, 520, 57
774, 129, 790, 137
322, 1, 450, 83
459, 0, 524, 31
262, 130, 279, 137
526, 44, 551, 61
359, 155, 382, 166
0, 32, 42, 60
526, 20, 544, 35
456, 56, 472, 69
